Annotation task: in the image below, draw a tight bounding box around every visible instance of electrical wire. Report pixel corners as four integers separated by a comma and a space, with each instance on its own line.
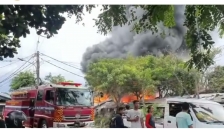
0, 56, 34, 84
42, 59, 82, 69
0, 63, 34, 88
0, 63, 33, 89
0, 59, 18, 62
0, 54, 35, 79
0, 54, 34, 62
40, 53, 82, 71
41, 58, 84, 78
0, 62, 33, 84
0, 61, 20, 68
61, 62, 81, 68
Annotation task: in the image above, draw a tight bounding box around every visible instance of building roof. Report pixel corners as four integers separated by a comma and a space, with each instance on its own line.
0, 92, 11, 100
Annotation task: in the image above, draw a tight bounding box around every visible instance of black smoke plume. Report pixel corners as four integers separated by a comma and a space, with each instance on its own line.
81, 5, 188, 73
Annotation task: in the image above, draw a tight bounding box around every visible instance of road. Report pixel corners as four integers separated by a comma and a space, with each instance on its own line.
123, 118, 163, 128
85, 117, 164, 128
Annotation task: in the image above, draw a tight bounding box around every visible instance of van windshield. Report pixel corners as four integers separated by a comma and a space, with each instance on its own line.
199, 104, 224, 121
192, 108, 220, 123
56, 88, 93, 106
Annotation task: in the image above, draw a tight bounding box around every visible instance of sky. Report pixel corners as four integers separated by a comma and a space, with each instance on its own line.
0, 8, 224, 92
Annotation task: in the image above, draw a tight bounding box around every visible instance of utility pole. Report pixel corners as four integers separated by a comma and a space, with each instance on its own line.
36, 51, 40, 89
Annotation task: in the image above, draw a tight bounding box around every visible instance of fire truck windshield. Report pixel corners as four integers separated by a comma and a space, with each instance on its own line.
56, 88, 93, 106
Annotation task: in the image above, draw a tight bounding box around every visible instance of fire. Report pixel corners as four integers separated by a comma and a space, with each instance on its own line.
94, 94, 156, 104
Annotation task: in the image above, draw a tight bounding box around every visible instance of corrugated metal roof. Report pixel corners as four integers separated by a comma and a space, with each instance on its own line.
0, 92, 11, 99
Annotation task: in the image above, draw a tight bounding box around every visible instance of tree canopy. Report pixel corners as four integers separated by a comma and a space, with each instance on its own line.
1, 5, 223, 71
207, 66, 224, 92
85, 55, 199, 103
10, 71, 72, 90
0, 5, 95, 60
10, 70, 35, 90
92, 5, 224, 71
44, 73, 73, 84
85, 58, 141, 105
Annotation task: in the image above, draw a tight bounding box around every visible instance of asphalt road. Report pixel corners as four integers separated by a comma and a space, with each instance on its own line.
123, 118, 164, 128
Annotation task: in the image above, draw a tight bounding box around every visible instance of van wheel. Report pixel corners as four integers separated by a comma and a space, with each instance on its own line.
41, 120, 48, 128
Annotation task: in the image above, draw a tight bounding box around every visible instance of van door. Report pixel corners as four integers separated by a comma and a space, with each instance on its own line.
188, 108, 196, 128
165, 103, 182, 128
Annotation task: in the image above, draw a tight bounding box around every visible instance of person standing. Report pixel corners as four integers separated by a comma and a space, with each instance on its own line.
124, 105, 130, 115
145, 105, 156, 128
176, 102, 193, 128
125, 105, 130, 110
124, 105, 131, 127
127, 100, 144, 128
109, 107, 128, 128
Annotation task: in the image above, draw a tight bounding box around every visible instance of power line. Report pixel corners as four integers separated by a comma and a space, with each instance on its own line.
1, 59, 53, 89
41, 59, 81, 68
0, 56, 34, 84
0, 54, 34, 62
0, 62, 34, 84
0, 60, 18, 62
64, 62, 81, 68
41, 58, 84, 78
40, 53, 82, 71
0, 61, 20, 68
0, 63, 34, 89
0, 64, 34, 88
0, 54, 34, 77
61, 62, 81, 67
59, 61, 81, 65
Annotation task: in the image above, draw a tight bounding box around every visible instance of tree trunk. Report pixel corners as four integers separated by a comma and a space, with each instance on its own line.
112, 93, 122, 107
158, 86, 163, 98
136, 95, 139, 100
141, 90, 145, 107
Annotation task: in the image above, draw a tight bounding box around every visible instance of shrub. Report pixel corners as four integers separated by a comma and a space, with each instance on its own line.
94, 111, 114, 128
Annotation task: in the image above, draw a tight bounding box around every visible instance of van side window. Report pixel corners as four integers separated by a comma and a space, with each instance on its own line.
37, 90, 44, 101
169, 103, 182, 117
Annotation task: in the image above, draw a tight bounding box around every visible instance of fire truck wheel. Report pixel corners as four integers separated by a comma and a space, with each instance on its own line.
40, 120, 48, 128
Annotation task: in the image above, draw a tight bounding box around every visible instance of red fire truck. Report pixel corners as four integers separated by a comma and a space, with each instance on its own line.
3, 82, 94, 128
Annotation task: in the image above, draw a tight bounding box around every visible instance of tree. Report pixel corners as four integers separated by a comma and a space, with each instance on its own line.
163, 69, 199, 97
1, 5, 223, 72
91, 5, 224, 71
195, 47, 222, 93
85, 57, 155, 105
86, 55, 200, 102
44, 73, 72, 84
149, 55, 199, 97
123, 56, 155, 100
86, 58, 128, 105
207, 66, 224, 92
0, 5, 95, 60
10, 71, 35, 90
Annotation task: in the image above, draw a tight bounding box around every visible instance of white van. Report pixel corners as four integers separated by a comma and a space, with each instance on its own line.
164, 98, 224, 128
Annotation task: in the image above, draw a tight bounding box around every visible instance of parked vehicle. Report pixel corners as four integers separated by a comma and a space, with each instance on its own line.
3, 82, 94, 128
162, 98, 224, 128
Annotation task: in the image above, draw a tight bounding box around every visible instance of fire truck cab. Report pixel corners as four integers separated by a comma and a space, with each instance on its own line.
3, 82, 94, 128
